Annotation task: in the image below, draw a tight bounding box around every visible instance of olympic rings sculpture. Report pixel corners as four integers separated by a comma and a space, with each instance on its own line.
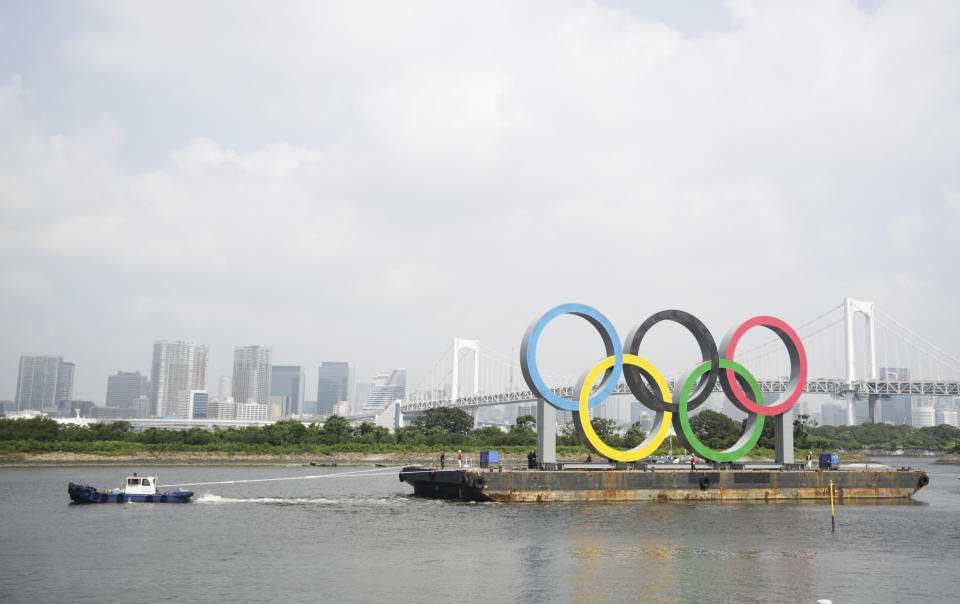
520, 303, 808, 463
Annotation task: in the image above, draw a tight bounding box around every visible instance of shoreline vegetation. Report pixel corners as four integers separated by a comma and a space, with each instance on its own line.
1, 409, 957, 467
1, 449, 897, 468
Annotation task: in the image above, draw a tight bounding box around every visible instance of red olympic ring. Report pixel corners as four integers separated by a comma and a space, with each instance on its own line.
719, 316, 807, 416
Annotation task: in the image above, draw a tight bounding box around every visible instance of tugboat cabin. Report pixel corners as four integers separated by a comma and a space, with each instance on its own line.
122, 473, 158, 495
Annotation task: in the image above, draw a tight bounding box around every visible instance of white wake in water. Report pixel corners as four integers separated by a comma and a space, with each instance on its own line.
192, 492, 404, 505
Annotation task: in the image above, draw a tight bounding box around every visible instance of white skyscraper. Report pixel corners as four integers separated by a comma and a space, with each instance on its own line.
232, 346, 273, 406
362, 369, 406, 412
149, 341, 209, 417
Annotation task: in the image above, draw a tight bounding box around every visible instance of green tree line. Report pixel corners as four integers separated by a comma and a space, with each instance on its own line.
0, 408, 541, 454
4, 407, 957, 456
682, 410, 960, 452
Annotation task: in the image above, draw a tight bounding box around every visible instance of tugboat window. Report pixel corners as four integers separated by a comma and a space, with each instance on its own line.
127, 479, 139, 486
142, 479, 151, 486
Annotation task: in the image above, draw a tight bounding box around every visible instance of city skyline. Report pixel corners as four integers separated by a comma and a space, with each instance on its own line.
5, 337, 419, 413
2, 2, 959, 407
5, 334, 958, 429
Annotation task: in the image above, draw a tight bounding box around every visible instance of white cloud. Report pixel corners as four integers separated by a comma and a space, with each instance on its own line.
886, 213, 930, 248
947, 185, 960, 218
0, 267, 52, 299
895, 272, 924, 290
1, 1, 959, 401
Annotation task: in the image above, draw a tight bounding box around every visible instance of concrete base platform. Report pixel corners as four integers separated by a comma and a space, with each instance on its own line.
398, 466, 929, 502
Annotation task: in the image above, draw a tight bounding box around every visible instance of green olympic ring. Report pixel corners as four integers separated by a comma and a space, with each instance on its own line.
673, 359, 765, 463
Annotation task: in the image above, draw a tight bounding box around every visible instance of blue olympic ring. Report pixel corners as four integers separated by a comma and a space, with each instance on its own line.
519, 303, 623, 411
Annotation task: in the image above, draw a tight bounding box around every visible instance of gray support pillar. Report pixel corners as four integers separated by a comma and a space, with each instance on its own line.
845, 393, 856, 426
868, 395, 880, 423
536, 398, 556, 466
774, 406, 794, 465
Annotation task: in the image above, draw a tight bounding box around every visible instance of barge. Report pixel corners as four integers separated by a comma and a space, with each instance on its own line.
398, 465, 929, 502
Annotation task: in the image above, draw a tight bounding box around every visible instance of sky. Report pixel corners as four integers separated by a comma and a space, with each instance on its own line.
1, 0, 958, 405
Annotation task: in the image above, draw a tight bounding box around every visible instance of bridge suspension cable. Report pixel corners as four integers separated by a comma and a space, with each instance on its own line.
874, 308, 960, 375
400, 300, 960, 415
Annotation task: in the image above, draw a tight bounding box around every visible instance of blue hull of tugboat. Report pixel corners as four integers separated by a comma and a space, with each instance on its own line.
68, 482, 193, 503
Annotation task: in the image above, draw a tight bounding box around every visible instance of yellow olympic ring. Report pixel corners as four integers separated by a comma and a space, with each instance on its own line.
575, 354, 672, 461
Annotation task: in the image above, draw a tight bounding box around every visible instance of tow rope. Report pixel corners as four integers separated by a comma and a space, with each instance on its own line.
167, 465, 405, 487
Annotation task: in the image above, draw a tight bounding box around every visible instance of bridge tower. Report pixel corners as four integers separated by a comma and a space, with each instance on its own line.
451, 339, 480, 424
843, 297, 878, 425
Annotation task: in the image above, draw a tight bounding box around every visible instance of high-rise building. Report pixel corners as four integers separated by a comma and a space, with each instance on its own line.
232, 346, 273, 406
150, 341, 209, 417
317, 362, 350, 415
15, 355, 68, 411
55, 362, 75, 403
362, 369, 406, 412
271, 365, 305, 418
879, 367, 912, 425
105, 371, 149, 408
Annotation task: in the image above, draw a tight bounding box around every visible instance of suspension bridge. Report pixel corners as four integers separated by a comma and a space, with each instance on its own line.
392, 298, 960, 427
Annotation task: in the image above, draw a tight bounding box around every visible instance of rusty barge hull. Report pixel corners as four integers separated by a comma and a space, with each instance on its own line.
398, 467, 928, 502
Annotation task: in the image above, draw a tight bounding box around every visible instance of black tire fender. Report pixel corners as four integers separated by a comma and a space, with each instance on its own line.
699, 476, 711, 490
116, 494, 125, 503
82, 487, 92, 499
918, 474, 929, 487
475, 476, 485, 487
160, 495, 168, 503
145, 495, 153, 503
100, 492, 108, 502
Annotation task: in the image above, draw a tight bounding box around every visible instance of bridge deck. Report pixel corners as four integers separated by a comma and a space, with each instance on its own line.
401, 378, 960, 412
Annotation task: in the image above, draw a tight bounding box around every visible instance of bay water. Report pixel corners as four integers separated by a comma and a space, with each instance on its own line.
1, 457, 958, 603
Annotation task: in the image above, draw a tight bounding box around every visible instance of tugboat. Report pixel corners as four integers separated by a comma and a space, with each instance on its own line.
68, 473, 193, 503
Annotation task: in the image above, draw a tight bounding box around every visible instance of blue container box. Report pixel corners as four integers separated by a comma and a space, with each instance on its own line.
818, 453, 839, 469
479, 451, 499, 467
